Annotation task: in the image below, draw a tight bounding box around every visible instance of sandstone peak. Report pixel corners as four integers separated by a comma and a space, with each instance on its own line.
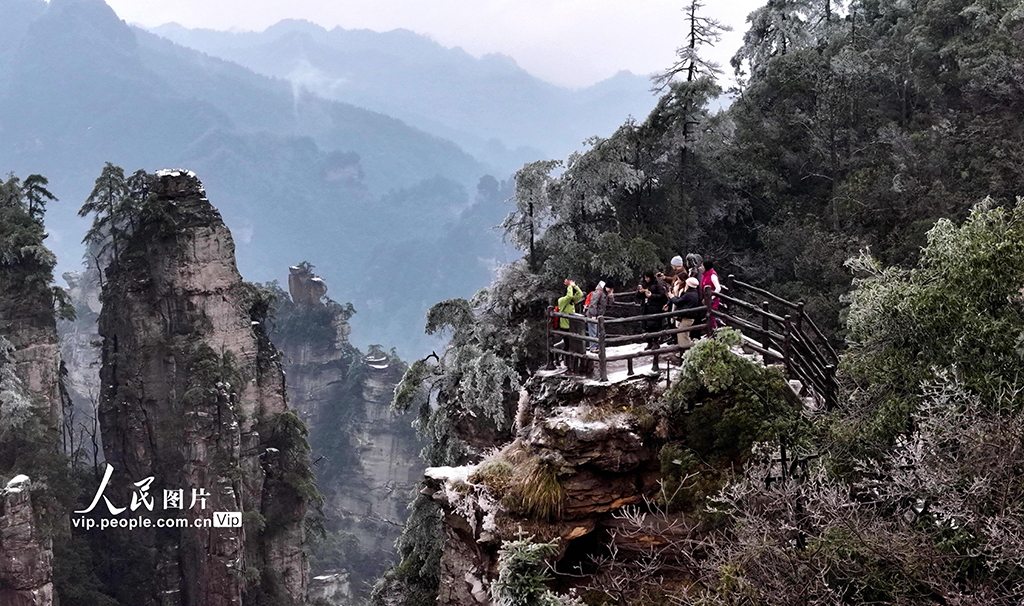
153, 168, 203, 196
288, 263, 329, 306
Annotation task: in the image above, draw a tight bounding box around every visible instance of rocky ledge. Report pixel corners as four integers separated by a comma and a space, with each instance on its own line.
422, 374, 669, 606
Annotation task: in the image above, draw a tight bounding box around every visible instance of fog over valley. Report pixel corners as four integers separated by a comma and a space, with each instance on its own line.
0, 0, 661, 356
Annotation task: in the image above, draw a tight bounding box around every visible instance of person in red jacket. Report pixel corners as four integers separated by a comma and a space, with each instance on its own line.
699, 260, 722, 328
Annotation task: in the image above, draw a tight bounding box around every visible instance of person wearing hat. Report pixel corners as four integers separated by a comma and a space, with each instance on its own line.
669, 276, 705, 347
668, 255, 688, 281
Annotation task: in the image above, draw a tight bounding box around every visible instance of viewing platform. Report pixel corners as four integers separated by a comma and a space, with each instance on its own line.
542, 275, 839, 410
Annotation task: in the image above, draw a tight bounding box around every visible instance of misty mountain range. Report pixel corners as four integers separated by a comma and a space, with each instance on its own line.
0, 0, 658, 356
149, 19, 658, 173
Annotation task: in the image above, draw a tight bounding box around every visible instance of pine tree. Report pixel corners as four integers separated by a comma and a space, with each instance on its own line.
652, 0, 732, 91
78, 162, 130, 275
23, 174, 56, 222
502, 160, 560, 272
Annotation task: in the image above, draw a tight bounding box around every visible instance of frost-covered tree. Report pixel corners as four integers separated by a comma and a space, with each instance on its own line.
503, 160, 560, 271
0, 336, 33, 442
393, 291, 525, 467
692, 375, 1024, 604
493, 537, 584, 606
841, 199, 1024, 447
731, 0, 813, 78
653, 0, 732, 90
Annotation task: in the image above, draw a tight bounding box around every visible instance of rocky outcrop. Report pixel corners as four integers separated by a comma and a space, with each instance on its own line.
309, 571, 353, 604
95, 169, 310, 606
59, 270, 102, 403
321, 352, 422, 555
0, 205, 62, 606
3, 285, 61, 434
422, 375, 668, 606
0, 476, 54, 606
270, 270, 423, 602
288, 265, 329, 307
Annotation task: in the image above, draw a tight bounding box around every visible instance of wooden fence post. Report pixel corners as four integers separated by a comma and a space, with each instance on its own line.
761, 300, 771, 354
704, 286, 716, 336
780, 441, 788, 483
825, 363, 836, 410
598, 316, 608, 382
783, 314, 793, 370
545, 306, 555, 370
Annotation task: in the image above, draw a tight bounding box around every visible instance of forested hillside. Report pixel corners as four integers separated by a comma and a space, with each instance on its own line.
374, 0, 1024, 603
491, 0, 1024, 340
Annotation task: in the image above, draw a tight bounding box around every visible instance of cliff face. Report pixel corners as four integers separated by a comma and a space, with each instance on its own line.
0, 476, 54, 606
2, 274, 61, 435
422, 376, 668, 606
59, 269, 101, 404
95, 170, 310, 606
270, 265, 423, 602
0, 187, 63, 606
58, 267, 103, 465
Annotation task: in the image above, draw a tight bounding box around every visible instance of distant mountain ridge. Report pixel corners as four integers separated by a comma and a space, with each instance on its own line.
0, 0, 521, 356
0, 0, 651, 357
149, 19, 659, 174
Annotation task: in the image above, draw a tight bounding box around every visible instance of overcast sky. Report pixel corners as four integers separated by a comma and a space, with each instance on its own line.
105, 0, 767, 89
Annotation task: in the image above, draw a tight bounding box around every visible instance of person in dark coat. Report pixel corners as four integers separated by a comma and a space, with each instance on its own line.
685, 253, 704, 282
669, 276, 705, 346
636, 270, 669, 350
585, 281, 614, 352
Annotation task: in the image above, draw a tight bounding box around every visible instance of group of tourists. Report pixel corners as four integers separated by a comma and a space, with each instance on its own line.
637, 253, 721, 349
553, 253, 723, 370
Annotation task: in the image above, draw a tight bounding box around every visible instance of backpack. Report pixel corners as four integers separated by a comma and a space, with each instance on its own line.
584, 291, 594, 308
552, 306, 560, 328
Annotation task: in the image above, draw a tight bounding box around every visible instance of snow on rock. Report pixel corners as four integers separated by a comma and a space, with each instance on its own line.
154, 168, 199, 180
547, 405, 631, 433
425, 465, 482, 532
531, 406, 648, 474
425, 465, 478, 484
4, 474, 30, 493
582, 364, 660, 386
535, 367, 567, 378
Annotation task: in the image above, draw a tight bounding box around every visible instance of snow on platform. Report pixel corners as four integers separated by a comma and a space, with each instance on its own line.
538, 339, 687, 385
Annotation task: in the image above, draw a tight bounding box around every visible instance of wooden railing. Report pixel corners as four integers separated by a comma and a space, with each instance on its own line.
544, 275, 839, 410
